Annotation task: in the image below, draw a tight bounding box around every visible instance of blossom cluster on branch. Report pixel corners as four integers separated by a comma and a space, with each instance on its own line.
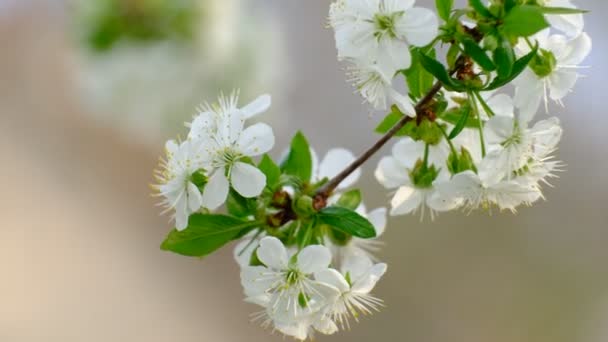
154, 0, 590, 340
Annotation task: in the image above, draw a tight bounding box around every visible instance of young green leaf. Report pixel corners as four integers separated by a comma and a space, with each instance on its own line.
258, 154, 281, 189
502, 5, 549, 37
404, 48, 436, 99
485, 44, 538, 90
417, 51, 465, 91
448, 104, 471, 139
436, 0, 454, 21
493, 36, 515, 78
336, 189, 362, 211
317, 206, 376, 239
461, 38, 496, 72
161, 214, 259, 257
539, 7, 588, 15
469, 0, 493, 18
281, 131, 313, 182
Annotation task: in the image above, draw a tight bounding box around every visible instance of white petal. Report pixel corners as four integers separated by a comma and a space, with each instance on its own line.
383, 0, 414, 12
315, 268, 350, 292
352, 263, 387, 294
485, 116, 515, 145
427, 188, 463, 212
397, 7, 439, 47
201, 169, 229, 210
297, 245, 332, 274
341, 253, 374, 282
218, 110, 245, 145
513, 69, 544, 121
241, 94, 271, 119
530, 117, 563, 157
240, 266, 279, 298
186, 181, 203, 212
236, 123, 275, 157
257, 236, 288, 270
390, 186, 423, 216
318, 148, 360, 189
366, 207, 387, 237
165, 139, 179, 154
174, 193, 189, 231
559, 32, 591, 66
377, 37, 411, 71
548, 70, 577, 100
392, 138, 424, 168
375, 156, 408, 189
313, 315, 338, 335
188, 112, 215, 140
485, 93, 514, 118
231, 162, 266, 198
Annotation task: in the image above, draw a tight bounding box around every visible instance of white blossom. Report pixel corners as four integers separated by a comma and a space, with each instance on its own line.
240, 237, 340, 340
514, 29, 591, 119
375, 137, 460, 218
155, 139, 207, 230
187, 93, 275, 210
539, 0, 585, 37
314, 254, 387, 329
329, 0, 438, 72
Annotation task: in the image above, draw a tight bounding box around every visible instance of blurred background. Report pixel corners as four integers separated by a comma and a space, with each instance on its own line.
1, 0, 606, 341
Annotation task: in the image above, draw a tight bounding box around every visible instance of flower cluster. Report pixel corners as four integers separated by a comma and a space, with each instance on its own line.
155, 0, 591, 340
328, 0, 590, 218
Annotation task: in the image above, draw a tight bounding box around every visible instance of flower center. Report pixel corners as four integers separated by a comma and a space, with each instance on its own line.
373, 12, 401, 39
529, 49, 557, 78
501, 122, 523, 148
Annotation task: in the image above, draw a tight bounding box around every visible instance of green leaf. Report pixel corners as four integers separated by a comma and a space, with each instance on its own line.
375, 109, 402, 134
440, 106, 479, 129
493, 36, 515, 78
258, 154, 280, 189
336, 189, 362, 211
461, 38, 496, 72
418, 51, 465, 91
436, 0, 454, 21
448, 104, 471, 139
317, 207, 376, 239
469, 0, 493, 18
226, 189, 256, 218
281, 131, 313, 182
404, 48, 436, 99
539, 6, 588, 15
485, 44, 538, 90
502, 5, 550, 37
504, 0, 517, 12
161, 214, 259, 257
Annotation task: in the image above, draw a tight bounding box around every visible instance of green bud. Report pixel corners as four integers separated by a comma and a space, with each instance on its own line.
294, 195, 315, 216
483, 34, 499, 51
529, 49, 557, 78
417, 119, 444, 146
409, 160, 440, 189
447, 147, 478, 174
190, 170, 208, 188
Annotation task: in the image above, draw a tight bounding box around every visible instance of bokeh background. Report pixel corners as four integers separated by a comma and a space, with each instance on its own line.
1, 1, 606, 341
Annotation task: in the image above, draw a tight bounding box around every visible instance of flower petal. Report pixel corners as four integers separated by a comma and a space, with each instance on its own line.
375, 156, 409, 189
390, 186, 423, 216
257, 236, 288, 270
186, 181, 203, 212
241, 94, 271, 119
352, 263, 387, 294
297, 245, 332, 274
366, 207, 387, 237
237, 123, 275, 157
318, 148, 360, 189
231, 162, 266, 198
315, 268, 350, 292
392, 138, 424, 168
341, 253, 373, 281
397, 7, 439, 47
201, 169, 229, 210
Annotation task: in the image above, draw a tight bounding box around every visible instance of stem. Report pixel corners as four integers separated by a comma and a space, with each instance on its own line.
437, 123, 458, 156
474, 91, 496, 118
314, 81, 443, 200
469, 92, 486, 158
423, 143, 430, 167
